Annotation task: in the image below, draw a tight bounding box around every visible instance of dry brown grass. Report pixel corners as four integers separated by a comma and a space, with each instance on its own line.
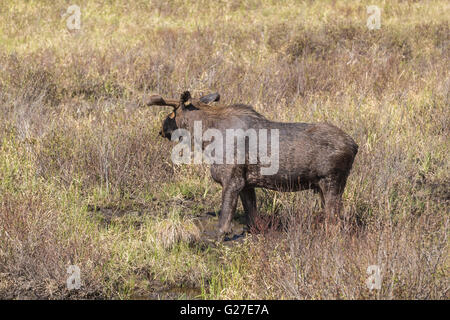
0, 0, 448, 299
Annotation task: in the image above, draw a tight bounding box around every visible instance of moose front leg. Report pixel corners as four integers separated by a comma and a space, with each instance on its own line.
218, 185, 242, 235
217, 171, 245, 236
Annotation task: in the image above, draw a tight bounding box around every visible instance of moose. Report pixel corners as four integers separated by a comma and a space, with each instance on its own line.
146, 91, 358, 238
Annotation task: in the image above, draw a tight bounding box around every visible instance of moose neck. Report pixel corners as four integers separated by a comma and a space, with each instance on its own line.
178, 109, 220, 137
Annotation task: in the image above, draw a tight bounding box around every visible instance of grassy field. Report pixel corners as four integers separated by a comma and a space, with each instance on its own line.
0, 0, 448, 299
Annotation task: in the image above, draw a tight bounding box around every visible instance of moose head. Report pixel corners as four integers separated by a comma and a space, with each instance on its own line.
145, 91, 220, 140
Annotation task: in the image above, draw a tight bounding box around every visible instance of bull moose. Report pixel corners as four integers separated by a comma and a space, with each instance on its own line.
146, 91, 358, 238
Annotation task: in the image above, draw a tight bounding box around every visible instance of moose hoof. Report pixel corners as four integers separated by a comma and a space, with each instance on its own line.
203, 229, 227, 242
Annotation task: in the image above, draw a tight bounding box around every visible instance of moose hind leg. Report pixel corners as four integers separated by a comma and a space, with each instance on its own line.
313, 187, 325, 209
319, 175, 347, 223
324, 191, 343, 223
239, 187, 257, 227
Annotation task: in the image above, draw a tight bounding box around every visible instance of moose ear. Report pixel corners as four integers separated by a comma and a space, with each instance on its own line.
199, 92, 220, 104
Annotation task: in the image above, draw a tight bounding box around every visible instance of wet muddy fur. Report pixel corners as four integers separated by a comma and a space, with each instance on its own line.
149, 91, 358, 238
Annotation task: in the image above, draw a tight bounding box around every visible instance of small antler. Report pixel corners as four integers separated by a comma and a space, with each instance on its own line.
180, 91, 191, 104
144, 94, 179, 108
144, 91, 219, 110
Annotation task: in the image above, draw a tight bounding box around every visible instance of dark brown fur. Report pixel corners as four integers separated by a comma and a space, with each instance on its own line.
148, 91, 358, 237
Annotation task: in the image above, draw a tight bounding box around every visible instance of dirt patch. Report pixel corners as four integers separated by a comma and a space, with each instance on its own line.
193, 211, 248, 244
